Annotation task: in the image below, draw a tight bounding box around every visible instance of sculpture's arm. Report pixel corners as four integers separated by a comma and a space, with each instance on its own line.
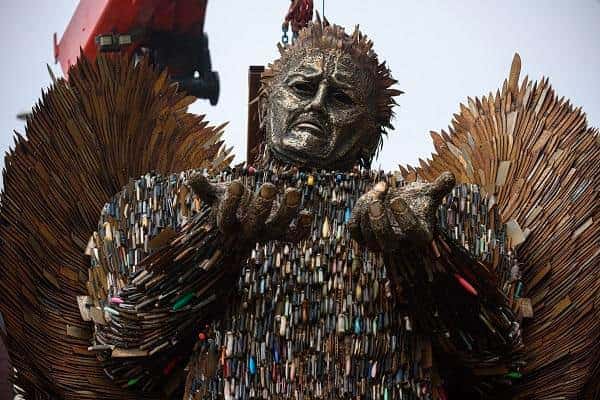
82, 170, 311, 393
349, 173, 525, 389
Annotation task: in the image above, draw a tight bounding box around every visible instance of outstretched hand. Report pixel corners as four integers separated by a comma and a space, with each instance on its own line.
349, 172, 455, 252
186, 172, 313, 245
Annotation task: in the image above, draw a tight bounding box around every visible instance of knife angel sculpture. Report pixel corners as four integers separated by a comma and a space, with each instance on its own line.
0, 17, 597, 400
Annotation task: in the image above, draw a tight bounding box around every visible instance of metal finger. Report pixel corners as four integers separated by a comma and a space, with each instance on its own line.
356, 181, 388, 250
242, 183, 277, 237
388, 195, 432, 243
348, 204, 364, 244
266, 187, 301, 233
371, 180, 388, 197
360, 203, 380, 251
362, 180, 388, 203
427, 171, 456, 200
216, 181, 245, 234
367, 200, 398, 252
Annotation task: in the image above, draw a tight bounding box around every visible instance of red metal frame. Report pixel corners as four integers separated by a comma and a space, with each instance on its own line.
54, 0, 207, 77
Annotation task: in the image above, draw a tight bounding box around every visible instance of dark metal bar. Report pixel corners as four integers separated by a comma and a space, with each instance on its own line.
246, 65, 265, 165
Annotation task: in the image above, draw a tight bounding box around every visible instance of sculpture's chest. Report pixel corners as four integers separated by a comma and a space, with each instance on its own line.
189, 170, 431, 399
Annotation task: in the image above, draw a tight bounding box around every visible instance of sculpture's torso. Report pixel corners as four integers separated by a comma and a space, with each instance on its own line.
91, 167, 505, 400
186, 168, 431, 400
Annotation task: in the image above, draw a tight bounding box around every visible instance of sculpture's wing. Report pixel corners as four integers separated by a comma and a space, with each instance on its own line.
0, 54, 232, 399
401, 54, 599, 399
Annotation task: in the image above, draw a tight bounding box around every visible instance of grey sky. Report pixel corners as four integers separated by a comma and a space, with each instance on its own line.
1, 0, 598, 178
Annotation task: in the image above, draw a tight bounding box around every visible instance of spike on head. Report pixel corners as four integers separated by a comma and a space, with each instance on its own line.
259, 18, 401, 169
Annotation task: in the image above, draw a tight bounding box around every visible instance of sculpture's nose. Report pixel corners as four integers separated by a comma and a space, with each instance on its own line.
305, 81, 327, 111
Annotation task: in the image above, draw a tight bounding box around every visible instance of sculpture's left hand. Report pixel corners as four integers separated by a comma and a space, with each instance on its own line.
349, 172, 455, 252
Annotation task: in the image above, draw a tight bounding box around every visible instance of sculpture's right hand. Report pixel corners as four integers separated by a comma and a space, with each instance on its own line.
186, 172, 313, 245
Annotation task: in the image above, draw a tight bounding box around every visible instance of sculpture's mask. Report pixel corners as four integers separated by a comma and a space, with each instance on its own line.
259, 16, 401, 170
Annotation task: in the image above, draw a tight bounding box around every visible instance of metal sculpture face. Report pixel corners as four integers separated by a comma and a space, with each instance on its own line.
264, 49, 378, 170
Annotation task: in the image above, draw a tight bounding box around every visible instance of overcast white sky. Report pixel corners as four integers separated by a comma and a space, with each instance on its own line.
0, 0, 599, 178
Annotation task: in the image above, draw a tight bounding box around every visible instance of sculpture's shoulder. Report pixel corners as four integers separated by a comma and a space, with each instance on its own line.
89, 169, 204, 288
98, 170, 199, 230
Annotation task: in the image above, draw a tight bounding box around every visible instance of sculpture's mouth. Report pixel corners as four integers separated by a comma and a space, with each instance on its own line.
291, 116, 326, 138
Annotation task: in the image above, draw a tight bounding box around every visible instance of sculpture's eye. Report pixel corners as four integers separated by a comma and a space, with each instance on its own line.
330, 89, 354, 106
292, 82, 316, 96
